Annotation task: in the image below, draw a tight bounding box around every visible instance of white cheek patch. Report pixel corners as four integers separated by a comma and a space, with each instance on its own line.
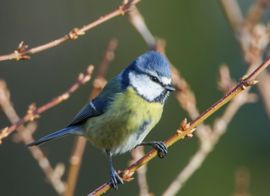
161, 77, 171, 85
129, 72, 164, 101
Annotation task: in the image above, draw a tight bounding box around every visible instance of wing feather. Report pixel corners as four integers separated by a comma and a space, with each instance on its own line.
67, 75, 122, 127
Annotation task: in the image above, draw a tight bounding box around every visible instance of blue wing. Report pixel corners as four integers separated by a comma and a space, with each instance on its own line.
67, 75, 123, 127
27, 126, 80, 146
28, 73, 124, 147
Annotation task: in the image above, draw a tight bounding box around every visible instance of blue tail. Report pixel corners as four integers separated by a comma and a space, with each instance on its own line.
27, 126, 81, 146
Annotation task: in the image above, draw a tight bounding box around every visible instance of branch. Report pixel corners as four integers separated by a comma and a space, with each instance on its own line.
131, 147, 152, 196
170, 66, 212, 140
129, 6, 199, 118
63, 39, 118, 196
245, 0, 270, 29
161, 1, 270, 193
219, 0, 244, 34
128, 7, 156, 49
129, 6, 245, 195
88, 54, 270, 195
162, 80, 256, 196
0, 0, 139, 62
0, 81, 65, 194
220, 0, 270, 118
129, 6, 210, 141
0, 65, 94, 143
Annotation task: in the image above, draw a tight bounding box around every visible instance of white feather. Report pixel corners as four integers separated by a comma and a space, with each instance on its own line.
112, 128, 151, 154
129, 71, 164, 101
161, 77, 171, 85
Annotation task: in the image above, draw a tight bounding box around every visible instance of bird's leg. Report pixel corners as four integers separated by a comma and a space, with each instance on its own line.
136, 141, 168, 158
106, 150, 123, 190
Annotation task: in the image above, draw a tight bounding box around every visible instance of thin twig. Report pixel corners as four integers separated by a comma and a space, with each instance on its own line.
220, 0, 270, 118
0, 65, 94, 143
219, 0, 244, 34
245, 0, 270, 29
131, 147, 152, 196
128, 6, 232, 195
161, 64, 254, 195
162, 1, 270, 193
88, 53, 270, 196
0, 81, 65, 194
218, 64, 236, 93
129, 6, 215, 153
0, 0, 139, 62
128, 7, 156, 49
127, 7, 159, 194
128, 6, 206, 130
170, 66, 212, 140
63, 39, 118, 196
162, 86, 256, 196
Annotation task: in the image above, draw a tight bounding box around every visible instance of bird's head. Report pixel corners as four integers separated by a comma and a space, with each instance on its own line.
121, 51, 175, 103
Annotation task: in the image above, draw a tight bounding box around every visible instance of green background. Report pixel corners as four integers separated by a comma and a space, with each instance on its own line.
0, 0, 269, 195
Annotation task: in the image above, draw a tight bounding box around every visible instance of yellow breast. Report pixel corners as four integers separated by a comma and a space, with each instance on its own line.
84, 87, 163, 153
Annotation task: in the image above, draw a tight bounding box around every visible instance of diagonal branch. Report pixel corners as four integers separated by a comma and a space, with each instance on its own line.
219, 0, 244, 34
131, 146, 152, 196
220, 0, 270, 118
88, 54, 270, 195
0, 65, 94, 143
129, 6, 212, 144
0, 81, 65, 194
162, 82, 256, 196
0, 0, 139, 62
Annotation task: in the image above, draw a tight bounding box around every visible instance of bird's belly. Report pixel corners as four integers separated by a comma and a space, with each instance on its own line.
84, 87, 163, 154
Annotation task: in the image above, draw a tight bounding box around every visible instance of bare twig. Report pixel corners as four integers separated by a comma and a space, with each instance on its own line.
128, 7, 156, 49
63, 39, 118, 196
220, 0, 270, 117
129, 6, 202, 122
129, 6, 213, 146
0, 0, 139, 62
162, 1, 270, 194
218, 64, 236, 93
162, 86, 257, 196
245, 0, 270, 29
220, 0, 244, 34
88, 53, 269, 196
131, 147, 152, 196
0, 81, 65, 194
128, 6, 240, 196
161, 61, 257, 195
171, 66, 198, 119
0, 65, 94, 143
171, 66, 213, 141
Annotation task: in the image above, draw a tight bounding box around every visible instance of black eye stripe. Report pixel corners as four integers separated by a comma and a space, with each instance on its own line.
148, 75, 167, 88
150, 75, 159, 82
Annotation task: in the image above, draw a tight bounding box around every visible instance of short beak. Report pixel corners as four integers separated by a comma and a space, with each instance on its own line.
165, 84, 175, 92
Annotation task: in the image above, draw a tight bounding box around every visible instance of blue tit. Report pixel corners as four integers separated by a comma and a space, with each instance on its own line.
28, 51, 175, 189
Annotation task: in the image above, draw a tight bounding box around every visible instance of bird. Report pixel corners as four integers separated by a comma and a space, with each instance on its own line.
28, 51, 175, 189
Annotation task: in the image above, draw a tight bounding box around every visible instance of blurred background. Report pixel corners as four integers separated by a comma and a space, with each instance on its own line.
0, 0, 270, 195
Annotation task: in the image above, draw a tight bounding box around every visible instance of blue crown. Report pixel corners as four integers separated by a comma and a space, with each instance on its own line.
121, 51, 171, 89
133, 51, 171, 78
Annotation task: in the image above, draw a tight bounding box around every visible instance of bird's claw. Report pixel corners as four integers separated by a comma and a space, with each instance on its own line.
110, 169, 123, 190
151, 141, 168, 158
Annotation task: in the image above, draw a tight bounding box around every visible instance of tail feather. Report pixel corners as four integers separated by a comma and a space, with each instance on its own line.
27, 126, 81, 146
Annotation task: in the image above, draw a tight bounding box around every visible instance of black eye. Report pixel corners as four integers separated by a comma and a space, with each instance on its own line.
150, 75, 159, 83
